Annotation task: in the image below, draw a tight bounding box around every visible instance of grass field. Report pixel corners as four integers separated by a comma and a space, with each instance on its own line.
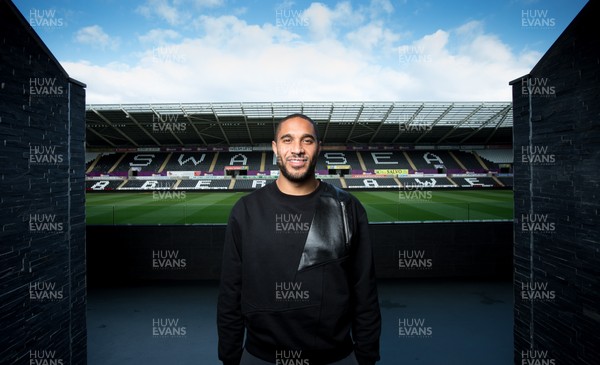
86, 189, 513, 225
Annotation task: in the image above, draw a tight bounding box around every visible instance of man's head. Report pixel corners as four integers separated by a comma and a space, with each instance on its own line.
272, 113, 321, 185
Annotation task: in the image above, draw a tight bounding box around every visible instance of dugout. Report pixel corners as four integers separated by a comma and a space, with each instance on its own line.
225, 165, 248, 177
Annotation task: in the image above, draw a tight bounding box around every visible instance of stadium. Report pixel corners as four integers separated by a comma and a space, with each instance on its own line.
1, 0, 598, 365
84, 101, 514, 225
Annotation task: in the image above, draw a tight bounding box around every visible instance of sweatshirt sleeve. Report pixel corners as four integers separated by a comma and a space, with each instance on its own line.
217, 201, 245, 365
350, 203, 381, 365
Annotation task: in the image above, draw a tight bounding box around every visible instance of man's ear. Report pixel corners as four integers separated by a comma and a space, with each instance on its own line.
271, 140, 277, 157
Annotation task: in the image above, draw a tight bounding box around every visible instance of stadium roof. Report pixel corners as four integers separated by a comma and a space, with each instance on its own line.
86, 101, 513, 149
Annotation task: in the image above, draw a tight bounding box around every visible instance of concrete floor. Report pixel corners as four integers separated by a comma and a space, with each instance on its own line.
87, 280, 513, 365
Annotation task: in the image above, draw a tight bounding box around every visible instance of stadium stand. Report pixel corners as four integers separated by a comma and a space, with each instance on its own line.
88, 153, 122, 175
216, 151, 263, 172
320, 177, 344, 189
473, 149, 513, 164
405, 151, 450, 172
496, 177, 513, 187
112, 153, 168, 174
164, 152, 215, 172
450, 177, 498, 188
86, 152, 100, 165
176, 178, 231, 190
119, 179, 177, 190
425, 151, 463, 170
86, 180, 123, 191
84, 102, 514, 190
233, 178, 274, 190
448, 151, 486, 171
360, 151, 412, 171
86, 150, 508, 174
345, 177, 399, 189
316, 151, 363, 171
85, 149, 512, 191
398, 177, 455, 188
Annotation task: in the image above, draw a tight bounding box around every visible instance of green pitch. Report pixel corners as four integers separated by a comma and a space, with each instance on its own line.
86, 189, 513, 225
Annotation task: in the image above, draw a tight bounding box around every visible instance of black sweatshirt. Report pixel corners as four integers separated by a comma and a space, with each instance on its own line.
217, 181, 381, 365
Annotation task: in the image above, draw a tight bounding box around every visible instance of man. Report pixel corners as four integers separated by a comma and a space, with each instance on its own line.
217, 113, 381, 365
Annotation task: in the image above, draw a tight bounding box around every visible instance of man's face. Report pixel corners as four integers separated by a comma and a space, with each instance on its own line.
272, 117, 320, 184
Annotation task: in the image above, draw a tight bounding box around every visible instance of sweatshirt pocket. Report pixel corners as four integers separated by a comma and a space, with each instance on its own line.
244, 306, 321, 349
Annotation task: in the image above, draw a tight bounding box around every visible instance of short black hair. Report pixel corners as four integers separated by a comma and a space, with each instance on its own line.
274, 113, 319, 141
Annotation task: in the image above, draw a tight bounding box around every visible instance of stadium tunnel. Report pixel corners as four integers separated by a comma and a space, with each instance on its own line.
1, 0, 599, 364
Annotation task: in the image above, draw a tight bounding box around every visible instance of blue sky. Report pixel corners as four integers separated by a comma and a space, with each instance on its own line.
14, 0, 588, 103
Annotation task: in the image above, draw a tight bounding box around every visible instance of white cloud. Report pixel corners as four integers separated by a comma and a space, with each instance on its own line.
346, 21, 400, 52
64, 10, 540, 104
302, 2, 364, 40
232, 7, 248, 16
367, 0, 395, 17
138, 28, 181, 45
455, 20, 484, 36
136, 0, 191, 26
136, 0, 225, 26
395, 25, 539, 100
74, 25, 120, 50
302, 3, 334, 39
192, 0, 224, 7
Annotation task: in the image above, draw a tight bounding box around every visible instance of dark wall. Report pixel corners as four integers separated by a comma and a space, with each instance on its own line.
0, 1, 87, 364
86, 222, 512, 286
371, 222, 511, 279
510, 1, 599, 364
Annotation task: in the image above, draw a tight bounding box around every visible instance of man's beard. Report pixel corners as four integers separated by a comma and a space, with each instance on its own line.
277, 155, 317, 183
